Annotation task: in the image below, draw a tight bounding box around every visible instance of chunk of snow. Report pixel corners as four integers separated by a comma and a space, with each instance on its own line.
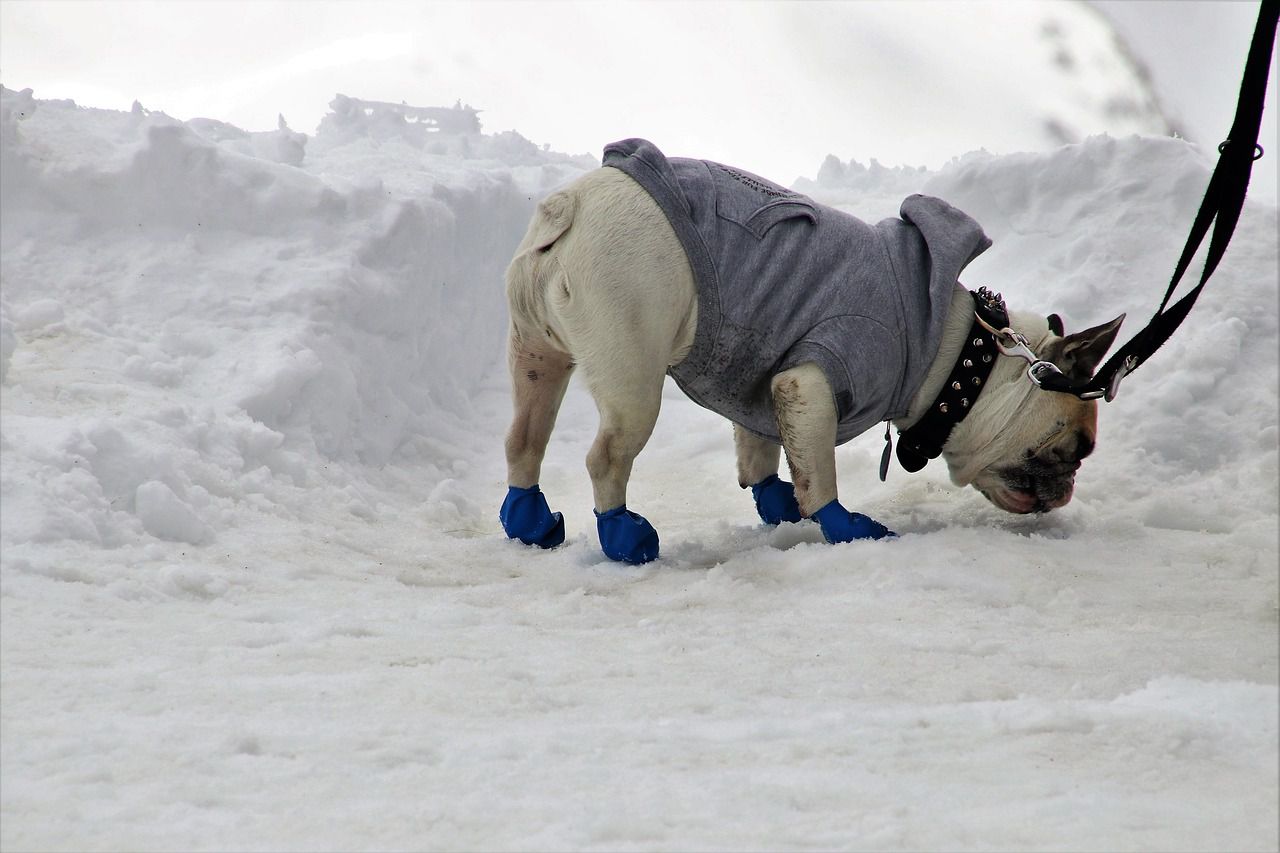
134, 480, 212, 544
12, 298, 64, 333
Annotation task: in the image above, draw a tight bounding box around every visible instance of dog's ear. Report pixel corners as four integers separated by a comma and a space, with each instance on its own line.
1044, 314, 1126, 379
1046, 313, 1064, 336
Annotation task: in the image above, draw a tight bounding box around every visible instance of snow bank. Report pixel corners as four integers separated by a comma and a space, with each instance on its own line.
1, 87, 593, 558
5, 87, 1274, 561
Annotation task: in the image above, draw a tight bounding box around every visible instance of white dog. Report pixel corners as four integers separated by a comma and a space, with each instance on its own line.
500, 140, 1123, 563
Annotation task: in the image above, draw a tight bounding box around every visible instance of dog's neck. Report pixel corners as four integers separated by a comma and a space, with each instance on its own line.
896, 284, 976, 430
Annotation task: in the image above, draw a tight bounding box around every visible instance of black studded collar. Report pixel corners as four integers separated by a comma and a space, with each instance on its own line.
894, 288, 1006, 474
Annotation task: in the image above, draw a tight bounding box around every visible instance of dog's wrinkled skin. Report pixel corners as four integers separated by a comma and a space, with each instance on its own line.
504, 167, 1123, 553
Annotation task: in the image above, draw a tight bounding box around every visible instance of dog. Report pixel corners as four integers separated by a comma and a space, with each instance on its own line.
499, 139, 1123, 563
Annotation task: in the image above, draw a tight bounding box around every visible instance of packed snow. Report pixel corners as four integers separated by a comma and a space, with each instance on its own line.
1, 85, 1276, 851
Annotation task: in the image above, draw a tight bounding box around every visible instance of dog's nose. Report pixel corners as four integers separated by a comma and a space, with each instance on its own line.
1046, 430, 1093, 467
1072, 431, 1095, 461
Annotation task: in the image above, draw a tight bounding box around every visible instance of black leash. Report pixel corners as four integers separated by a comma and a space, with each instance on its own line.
1061, 0, 1279, 403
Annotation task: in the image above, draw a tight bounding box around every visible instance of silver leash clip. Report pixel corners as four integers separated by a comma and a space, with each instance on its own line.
992, 326, 1038, 363
1104, 355, 1140, 402
972, 310, 1109, 399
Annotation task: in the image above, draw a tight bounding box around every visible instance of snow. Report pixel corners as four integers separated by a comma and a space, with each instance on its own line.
1, 86, 1277, 850
1093, 0, 1279, 203
0, 1, 1182, 189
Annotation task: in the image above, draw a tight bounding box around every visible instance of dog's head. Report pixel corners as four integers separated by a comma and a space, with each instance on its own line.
942, 310, 1125, 514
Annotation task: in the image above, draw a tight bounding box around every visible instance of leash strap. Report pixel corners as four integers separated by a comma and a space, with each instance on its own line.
1080, 0, 1278, 402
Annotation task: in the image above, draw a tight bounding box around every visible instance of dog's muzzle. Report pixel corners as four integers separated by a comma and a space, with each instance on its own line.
986, 460, 1078, 514
979, 429, 1095, 514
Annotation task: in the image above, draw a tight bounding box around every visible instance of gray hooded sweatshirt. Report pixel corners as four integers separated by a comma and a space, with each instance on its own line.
602, 138, 992, 445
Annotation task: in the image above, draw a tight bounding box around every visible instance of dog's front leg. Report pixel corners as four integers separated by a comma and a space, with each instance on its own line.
734, 425, 803, 525
770, 364, 838, 516
771, 363, 894, 542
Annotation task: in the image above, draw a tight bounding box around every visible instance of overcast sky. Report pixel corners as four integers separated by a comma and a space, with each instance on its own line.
1, 0, 1274, 195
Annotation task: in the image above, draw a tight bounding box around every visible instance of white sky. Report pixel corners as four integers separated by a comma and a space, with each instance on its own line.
0, 0, 1275, 195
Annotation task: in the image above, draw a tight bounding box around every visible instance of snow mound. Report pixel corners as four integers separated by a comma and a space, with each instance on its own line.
1, 86, 594, 558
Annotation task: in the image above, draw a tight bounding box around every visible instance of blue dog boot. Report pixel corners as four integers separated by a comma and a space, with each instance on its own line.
750, 474, 803, 525
811, 500, 896, 543
595, 505, 660, 564
500, 485, 565, 549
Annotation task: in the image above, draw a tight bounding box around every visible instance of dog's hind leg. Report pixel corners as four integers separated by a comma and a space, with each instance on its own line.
500, 327, 574, 549
505, 328, 574, 489
556, 247, 673, 563
735, 425, 781, 486
580, 360, 665, 564
500, 187, 582, 550
734, 425, 802, 525
771, 363, 894, 542
584, 370, 664, 513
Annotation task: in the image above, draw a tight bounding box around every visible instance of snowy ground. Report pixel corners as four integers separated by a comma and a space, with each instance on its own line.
1, 88, 1277, 851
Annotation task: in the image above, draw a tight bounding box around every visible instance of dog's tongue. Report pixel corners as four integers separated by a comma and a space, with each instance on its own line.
1000, 490, 1038, 513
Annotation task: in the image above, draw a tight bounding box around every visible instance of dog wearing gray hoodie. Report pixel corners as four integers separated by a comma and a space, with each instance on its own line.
500, 139, 1123, 563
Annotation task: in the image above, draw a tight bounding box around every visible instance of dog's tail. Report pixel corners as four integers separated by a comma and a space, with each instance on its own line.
505, 190, 576, 349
